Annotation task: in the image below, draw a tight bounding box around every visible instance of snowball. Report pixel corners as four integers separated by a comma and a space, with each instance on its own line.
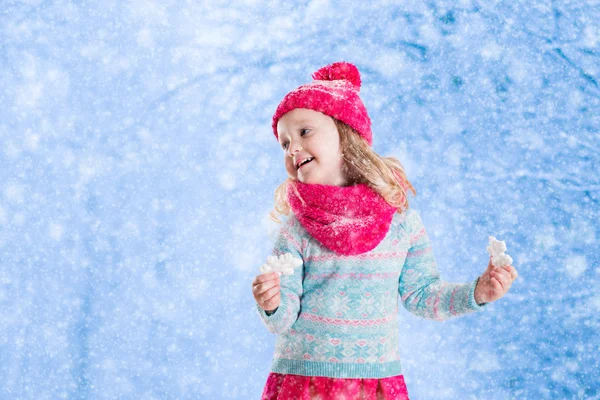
486, 236, 513, 268
259, 253, 302, 276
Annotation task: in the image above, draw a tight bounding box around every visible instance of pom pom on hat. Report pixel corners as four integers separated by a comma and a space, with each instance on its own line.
311, 61, 362, 92
272, 61, 372, 146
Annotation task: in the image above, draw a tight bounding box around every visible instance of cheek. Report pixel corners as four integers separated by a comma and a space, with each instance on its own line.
322, 135, 341, 156
284, 157, 295, 173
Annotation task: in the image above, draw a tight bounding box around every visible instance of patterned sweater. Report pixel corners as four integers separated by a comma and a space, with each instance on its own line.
256, 208, 488, 379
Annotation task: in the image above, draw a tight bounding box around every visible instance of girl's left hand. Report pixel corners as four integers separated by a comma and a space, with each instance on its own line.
474, 257, 518, 305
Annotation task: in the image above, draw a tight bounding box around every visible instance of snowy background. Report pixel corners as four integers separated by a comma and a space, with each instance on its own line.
1, 0, 599, 399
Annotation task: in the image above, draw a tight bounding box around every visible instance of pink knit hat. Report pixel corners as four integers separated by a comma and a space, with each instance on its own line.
272, 61, 373, 146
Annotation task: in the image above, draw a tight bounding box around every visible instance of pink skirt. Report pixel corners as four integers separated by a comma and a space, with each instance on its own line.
261, 372, 410, 400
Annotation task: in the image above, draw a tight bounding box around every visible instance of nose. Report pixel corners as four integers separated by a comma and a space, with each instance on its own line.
287, 141, 303, 157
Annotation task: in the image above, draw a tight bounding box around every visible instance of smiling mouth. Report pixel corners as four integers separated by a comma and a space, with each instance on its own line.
297, 158, 314, 170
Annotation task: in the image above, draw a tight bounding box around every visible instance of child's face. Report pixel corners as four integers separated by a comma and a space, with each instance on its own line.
277, 108, 349, 186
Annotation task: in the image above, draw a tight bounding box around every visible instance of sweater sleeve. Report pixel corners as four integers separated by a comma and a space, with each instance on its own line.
255, 215, 305, 334
398, 210, 487, 321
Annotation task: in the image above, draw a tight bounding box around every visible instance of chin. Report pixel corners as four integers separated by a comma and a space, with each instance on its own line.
296, 177, 313, 184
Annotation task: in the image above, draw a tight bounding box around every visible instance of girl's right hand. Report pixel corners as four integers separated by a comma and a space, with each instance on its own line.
252, 272, 281, 312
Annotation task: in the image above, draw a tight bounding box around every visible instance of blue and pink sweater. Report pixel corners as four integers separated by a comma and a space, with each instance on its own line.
256, 208, 487, 379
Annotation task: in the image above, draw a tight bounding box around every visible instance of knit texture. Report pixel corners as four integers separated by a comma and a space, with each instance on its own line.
287, 181, 398, 255
256, 208, 487, 379
272, 61, 373, 146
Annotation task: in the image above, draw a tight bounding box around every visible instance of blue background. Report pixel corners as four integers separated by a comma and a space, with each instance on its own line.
1, 1, 599, 399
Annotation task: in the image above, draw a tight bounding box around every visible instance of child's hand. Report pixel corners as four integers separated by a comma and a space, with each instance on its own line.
252, 272, 281, 312
474, 257, 519, 304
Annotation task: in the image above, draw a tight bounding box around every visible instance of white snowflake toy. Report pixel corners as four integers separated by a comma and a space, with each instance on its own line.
486, 236, 513, 268
259, 253, 303, 276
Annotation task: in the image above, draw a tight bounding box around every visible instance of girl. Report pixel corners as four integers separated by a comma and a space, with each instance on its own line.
252, 61, 518, 400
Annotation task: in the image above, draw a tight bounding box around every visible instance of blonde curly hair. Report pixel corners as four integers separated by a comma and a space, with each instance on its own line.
269, 118, 416, 223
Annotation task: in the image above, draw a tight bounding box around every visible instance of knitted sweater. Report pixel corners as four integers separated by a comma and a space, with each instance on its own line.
256, 208, 487, 379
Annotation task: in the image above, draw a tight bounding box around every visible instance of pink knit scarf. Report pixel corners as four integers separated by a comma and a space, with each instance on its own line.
287, 181, 398, 255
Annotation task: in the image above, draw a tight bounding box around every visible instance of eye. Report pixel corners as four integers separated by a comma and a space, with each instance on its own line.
281, 129, 310, 150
